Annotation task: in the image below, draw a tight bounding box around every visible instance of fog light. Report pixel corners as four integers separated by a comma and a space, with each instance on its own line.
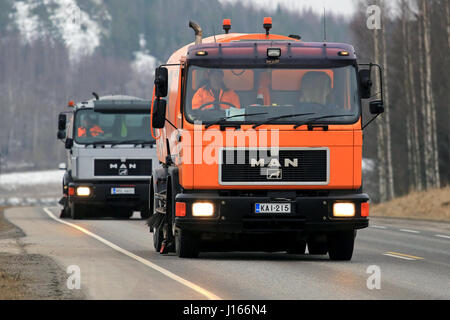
192, 202, 214, 217
76, 186, 91, 196
333, 202, 355, 217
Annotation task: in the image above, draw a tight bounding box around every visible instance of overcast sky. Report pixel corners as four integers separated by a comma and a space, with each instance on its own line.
220, 0, 357, 17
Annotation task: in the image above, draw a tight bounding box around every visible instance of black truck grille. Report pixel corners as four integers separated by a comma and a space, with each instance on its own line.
220, 149, 328, 184
94, 159, 152, 176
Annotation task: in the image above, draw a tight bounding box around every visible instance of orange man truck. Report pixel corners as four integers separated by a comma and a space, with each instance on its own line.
149, 18, 384, 260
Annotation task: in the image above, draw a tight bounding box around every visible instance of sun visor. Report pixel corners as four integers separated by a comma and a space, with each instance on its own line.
93, 100, 151, 114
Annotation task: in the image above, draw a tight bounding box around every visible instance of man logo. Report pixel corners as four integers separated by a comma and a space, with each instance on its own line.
119, 168, 128, 176
267, 168, 282, 180
250, 158, 298, 168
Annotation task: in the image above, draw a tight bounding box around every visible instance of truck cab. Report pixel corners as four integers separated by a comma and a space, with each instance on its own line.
57, 95, 157, 219
150, 19, 384, 260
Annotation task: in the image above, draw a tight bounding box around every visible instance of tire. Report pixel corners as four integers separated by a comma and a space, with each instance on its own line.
60, 199, 71, 218
153, 226, 163, 252
307, 240, 328, 255
141, 209, 151, 220
175, 229, 199, 258
115, 208, 133, 219
286, 240, 307, 254
328, 231, 355, 261
70, 203, 86, 219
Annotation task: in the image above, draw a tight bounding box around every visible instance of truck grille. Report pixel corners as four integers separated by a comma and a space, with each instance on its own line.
220, 148, 328, 185
94, 159, 152, 176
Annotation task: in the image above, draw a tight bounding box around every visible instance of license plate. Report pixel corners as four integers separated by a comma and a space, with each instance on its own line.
255, 203, 291, 214
111, 187, 135, 195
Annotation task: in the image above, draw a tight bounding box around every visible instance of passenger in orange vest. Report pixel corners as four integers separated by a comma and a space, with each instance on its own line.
77, 117, 104, 137
192, 69, 241, 110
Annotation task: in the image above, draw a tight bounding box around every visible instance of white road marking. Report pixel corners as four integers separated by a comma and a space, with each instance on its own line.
399, 229, 420, 234
43, 207, 221, 300
370, 225, 387, 229
435, 234, 450, 239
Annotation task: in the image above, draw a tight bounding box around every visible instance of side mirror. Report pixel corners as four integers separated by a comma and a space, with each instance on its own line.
369, 100, 384, 114
359, 69, 372, 99
58, 113, 67, 130
154, 67, 168, 98
57, 130, 66, 140
65, 138, 73, 149
152, 99, 167, 129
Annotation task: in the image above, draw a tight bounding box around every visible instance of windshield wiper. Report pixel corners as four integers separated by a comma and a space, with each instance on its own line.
84, 140, 118, 147
252, 112, 315, 129
204, 112, 268, 129
293, 114, 352, 129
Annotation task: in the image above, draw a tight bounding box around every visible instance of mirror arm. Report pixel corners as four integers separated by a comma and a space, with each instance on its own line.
165, 118, 178, 130
362, 113, 381, 130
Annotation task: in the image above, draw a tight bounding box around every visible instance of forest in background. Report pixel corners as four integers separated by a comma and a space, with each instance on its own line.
0, 0, 448, 203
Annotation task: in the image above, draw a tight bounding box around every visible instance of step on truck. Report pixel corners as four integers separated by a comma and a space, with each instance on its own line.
149, 18, 384, 260
57, 95, 157, 219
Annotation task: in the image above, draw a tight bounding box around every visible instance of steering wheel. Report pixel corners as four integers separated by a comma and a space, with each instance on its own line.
199, 100, 239, 111
231, 69, 245, 76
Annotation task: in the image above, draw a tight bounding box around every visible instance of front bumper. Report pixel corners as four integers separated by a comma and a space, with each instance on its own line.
174, 192, 369, 234
68, 181, 149, 209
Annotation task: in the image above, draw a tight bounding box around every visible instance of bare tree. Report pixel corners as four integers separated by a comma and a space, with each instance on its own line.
420, 0, 440, 188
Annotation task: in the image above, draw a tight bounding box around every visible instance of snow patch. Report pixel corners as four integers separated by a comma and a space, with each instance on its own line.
44, 0, 109, 62
362, 158, 375, 173
131, 34, 158, 75
0, 169, 64, 191
11, 1, 42, 42
11, 0, 110, 63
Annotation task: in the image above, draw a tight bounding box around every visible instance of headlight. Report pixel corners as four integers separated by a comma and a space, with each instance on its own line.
76, 186, 91, 196
192, 202, 214, 217
333, 202, 355, 217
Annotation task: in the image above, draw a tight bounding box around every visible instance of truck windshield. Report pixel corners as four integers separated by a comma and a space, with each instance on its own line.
185, 65, 360, 126
74, 109, 154, 144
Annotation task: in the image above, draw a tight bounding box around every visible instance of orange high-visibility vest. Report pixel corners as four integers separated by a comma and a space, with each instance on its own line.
77, 125, 103, 137
192, 86, 241, 110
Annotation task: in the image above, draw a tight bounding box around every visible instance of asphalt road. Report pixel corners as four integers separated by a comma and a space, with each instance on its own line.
4, 206, 450, 299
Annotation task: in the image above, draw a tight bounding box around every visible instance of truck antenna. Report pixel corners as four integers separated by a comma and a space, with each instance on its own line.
92, 92, 99, 100
323, 7, 327, 42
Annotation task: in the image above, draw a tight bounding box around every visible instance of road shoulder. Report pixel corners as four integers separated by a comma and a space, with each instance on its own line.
0, 207, 85, 299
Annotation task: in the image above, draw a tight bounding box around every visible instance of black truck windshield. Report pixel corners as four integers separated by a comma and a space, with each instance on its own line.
74, 109, 154, 144
185, 65, 360, 125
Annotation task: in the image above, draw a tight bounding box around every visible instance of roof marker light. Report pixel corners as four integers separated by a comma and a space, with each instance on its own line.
338, 51, 350, 56
223, 19, 231, 34
263, 17, 272, 35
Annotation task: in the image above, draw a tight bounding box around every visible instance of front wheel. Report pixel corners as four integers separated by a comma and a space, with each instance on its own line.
70, 203, 86, 219
140, 209, 151, 220
153, 226, 163, 252
175, 229, 200, 258
327, 231, 355, 261
286, 240, 307, 254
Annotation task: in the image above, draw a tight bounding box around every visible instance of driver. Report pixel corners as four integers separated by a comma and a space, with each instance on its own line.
77, 116, 104, 137
191, 69, 241, 110
298, 71, 333, 105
